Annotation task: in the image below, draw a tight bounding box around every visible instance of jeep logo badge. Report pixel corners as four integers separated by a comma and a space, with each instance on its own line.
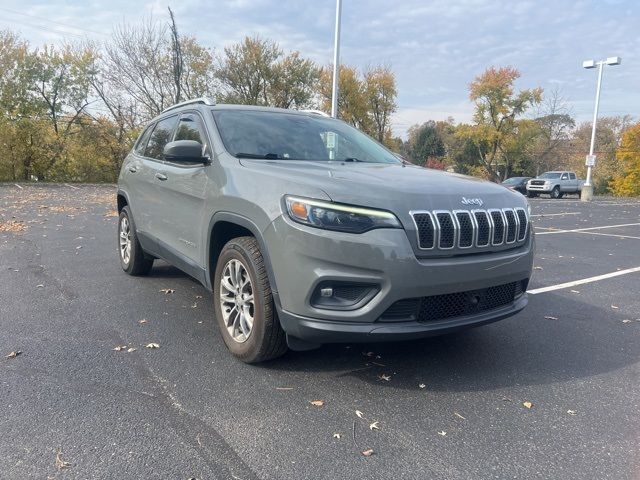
461, 197, 483, 207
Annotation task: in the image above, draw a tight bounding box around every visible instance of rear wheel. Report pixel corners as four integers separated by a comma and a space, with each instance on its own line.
213, 236, 287, 363
550, 186, 561, 199
118, 206, 153, 275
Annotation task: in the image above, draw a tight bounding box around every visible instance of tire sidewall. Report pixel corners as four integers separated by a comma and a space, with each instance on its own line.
213, 242, 270, 360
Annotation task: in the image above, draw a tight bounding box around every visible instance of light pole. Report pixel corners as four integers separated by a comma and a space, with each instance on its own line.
331, 0, 342, 118
580, 56, 621, 201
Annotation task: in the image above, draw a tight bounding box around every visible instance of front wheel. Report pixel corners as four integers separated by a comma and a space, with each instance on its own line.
213, 236, 287, 363
550, 186, 561, 199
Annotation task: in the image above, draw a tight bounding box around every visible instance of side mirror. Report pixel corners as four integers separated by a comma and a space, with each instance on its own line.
163, 140, 209, 163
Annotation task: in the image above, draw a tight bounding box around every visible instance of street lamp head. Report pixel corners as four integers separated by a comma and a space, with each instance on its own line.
582, 60, 596, 69
605, 56, 621, 66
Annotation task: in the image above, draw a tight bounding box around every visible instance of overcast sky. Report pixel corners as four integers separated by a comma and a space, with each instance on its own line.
0, 0, 638, 137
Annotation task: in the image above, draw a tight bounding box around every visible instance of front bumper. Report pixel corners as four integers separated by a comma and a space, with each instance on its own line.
527, 184, 552, 192
264, 215, 534, 344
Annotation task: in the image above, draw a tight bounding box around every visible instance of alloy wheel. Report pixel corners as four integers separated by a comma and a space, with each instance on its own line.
219, 259, 255, 343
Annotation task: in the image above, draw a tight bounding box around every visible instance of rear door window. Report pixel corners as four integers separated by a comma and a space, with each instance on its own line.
144, 115, 179, 160
569, 173, 576, 180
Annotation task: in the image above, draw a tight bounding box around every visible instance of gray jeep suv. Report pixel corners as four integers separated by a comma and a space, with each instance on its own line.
117, 98, 534, 363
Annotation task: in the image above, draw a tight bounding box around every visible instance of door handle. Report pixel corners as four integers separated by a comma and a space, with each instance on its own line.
155, 172, 168, 181
128, 166, 138, 173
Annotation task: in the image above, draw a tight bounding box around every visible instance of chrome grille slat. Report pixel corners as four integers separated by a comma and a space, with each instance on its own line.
412, 207, 529, 253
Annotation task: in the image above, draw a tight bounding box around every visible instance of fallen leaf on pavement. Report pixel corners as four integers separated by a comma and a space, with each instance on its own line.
309, 400, 324, 407
333, 433, 342, 439
533, 266, 543, 270
6, 351, 22, 359
362, 351, 375, 357
36, 284, 44, 288
145, 343, 160, 349
361, 449, 374, 457
369, 421, 380, 431
275, 387, 294, 391
127, 347, 136, 353
195, 295, 203, 299
55, 449, 71, 470
419, 383, 426, 389
159, 288, 175, 294
138, 319, 148, 324
113, 345, 127, 352
567, 410, 577, 415
544, 316, 558, 320
523, 401, 533, 409
570, 290, 580, 294
611, 305, 619, 309
454, 412, 466, 420
355, 410, 364, 418
379, 374, 391, 381
438, 431, 447, 436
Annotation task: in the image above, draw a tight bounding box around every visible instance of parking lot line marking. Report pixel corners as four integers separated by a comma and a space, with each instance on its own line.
535, 223, 640, 235
527, 266, 640, 295
577, 231, 640, 240
531, 212, 581, 217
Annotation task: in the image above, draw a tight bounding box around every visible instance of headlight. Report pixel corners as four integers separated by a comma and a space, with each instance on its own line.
284, 196, 402, 233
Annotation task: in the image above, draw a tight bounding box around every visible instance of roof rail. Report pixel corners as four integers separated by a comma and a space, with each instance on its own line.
300, 109, 330, 117
162, 97, 216, 113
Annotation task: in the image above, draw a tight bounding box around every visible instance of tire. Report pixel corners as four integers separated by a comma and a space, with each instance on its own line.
118, 206, 153, 276
213, 236, 287, 363
550, 186, 561, 199
527, 191, 538, 198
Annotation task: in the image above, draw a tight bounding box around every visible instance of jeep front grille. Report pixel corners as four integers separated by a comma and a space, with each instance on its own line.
411, 207, 529, 253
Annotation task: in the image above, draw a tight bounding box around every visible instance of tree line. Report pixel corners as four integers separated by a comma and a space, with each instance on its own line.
0, 11, 638, 195
0, 13, 397, 183
396, 67, 638, 195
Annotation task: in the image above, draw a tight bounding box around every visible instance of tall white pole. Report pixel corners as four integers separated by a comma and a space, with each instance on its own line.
331, 0, 342, 118
585, 61, 604, 188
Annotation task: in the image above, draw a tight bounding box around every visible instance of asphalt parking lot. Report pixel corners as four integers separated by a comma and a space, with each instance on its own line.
1, 184, 639, 480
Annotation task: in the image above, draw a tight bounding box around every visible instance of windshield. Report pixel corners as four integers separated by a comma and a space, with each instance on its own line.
539, 172, 562, 179
502, 177, 524, 185
211, 109, 400, 164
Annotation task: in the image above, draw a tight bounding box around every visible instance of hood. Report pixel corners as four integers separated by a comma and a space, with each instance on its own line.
239, 159, 527, 213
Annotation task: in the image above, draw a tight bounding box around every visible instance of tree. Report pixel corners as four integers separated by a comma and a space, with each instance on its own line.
318, 64, 369, 131
363, 66, 397, 143
217, 36, 319, 109
463, 66, 542, 181
611, 122, 640, 196
406, 121, 445, 165
567, 116, 633, 193
317, 64, 398, 147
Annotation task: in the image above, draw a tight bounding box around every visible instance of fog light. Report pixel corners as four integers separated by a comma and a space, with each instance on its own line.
320, 287, 333, 297
311, 282, 379, 311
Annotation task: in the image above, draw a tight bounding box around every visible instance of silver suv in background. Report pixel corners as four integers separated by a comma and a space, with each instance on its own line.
117, 98, 534, 363
526, 171, 584, 198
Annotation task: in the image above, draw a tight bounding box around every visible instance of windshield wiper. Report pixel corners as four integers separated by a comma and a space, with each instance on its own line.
235, 152, 280, 159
